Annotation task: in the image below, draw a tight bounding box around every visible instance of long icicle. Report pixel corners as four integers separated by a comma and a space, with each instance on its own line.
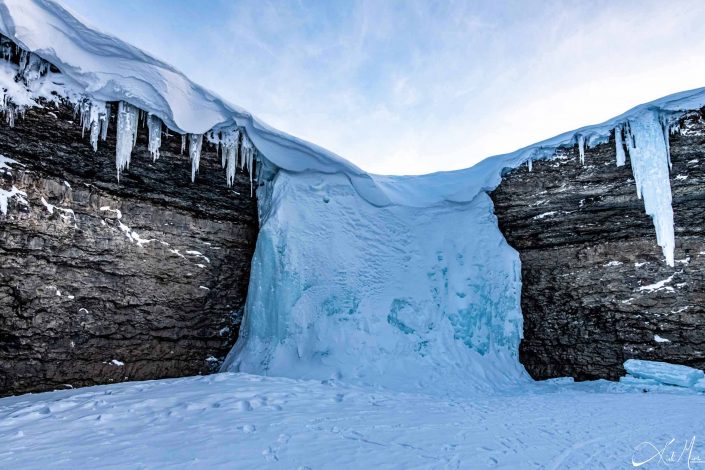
615, 125, 625, 167
625, 111, 675, 266
147, 114, 162, 161
115, 101, 139, 181
222, 128, 240, 187
577, 135, 585, 165
241, 133, 255, 196
100, 103, 110, 141
189, 133, 203, 182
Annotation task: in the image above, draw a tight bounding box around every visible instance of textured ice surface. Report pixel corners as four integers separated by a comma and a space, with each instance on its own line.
619, 374, 661, 386
624, 359, 705, 388
224, 171, 527, 394
694, 378, 705, 392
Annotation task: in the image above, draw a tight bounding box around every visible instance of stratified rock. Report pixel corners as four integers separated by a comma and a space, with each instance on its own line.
491, 111, 705, 381
0, 100, 258, 396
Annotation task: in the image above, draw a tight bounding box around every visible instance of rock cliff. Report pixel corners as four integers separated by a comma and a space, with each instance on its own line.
492, 111, 705, 380
0, 101, 258, 396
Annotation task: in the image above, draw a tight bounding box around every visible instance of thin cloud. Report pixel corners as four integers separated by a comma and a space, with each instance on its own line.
60, 0, 705, 175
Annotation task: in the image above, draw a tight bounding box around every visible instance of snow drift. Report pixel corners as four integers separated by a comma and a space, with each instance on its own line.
0, 0, 703, 393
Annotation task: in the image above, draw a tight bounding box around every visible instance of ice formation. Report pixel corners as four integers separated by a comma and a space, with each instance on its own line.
694, 378, 705, 392
78, 99, 106, 152
188, 133, 203, 182
614, 125, 625, 166
622, 112, 675, 266
224, 170, 526, 393
619, 375, 660, 386
100, 102, 110, 141
240, 133, 256, 195
18, 50, 48, 82
0, 0, 704, 393
623, 359, 705, 388
577, 134, 586, 165
115, 101, 138, 180
220, 128, 240, 187
147, 113, 162, 161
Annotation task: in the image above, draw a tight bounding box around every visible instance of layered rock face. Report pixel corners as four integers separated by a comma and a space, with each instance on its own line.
492, 112, 705, 381
0, 101, 258, 396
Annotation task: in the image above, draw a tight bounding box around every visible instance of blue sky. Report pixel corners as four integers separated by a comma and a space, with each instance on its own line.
60, 0, 705, 175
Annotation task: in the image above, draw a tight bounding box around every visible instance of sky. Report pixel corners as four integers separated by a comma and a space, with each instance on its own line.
59, 0, 705, 175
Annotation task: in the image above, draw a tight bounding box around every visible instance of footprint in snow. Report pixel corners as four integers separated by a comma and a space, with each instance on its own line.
262, 446, 278, 462
241, 424, 256, 433
261, 433, 290, 463
234, 400, 252, 412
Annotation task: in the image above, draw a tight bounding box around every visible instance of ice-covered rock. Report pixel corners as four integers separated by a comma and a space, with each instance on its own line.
623, 359, 704, 388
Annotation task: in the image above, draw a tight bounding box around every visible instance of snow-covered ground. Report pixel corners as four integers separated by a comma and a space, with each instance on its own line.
0, 373, 703, 469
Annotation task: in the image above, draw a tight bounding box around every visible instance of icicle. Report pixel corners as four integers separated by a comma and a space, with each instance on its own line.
624, 124, 641, 199
100, 103, 110, 141
624, 111, 675, 266
577, 135, 586, 165
4, 105, 16, 127
88, 102, 101, 151
181, 134, 186, 155
659, 114, 672, 170
221, 128, 240, 187
527, 158, 533, 172
615, 125, 625, 167
79, 100, 89, 138
21, 53, 49, 83
78, 99, 105, 151
18, 50, 28, 73
147, 114, 162, 161
115, 101, 139, 180
241, 133, 255, 196
188, 133, 203, 182
0, 36, 11, 61
221, 140, 226, 169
